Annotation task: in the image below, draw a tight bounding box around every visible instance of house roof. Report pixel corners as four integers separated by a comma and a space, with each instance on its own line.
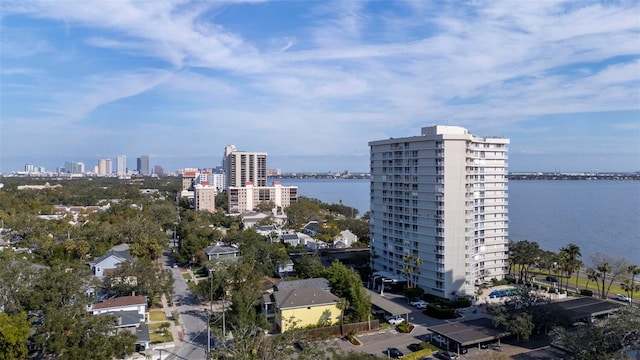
274, 288, 340, 309
276, 278, 331, 292
99, 310, 143, 327
204, 244, 239, 255
303, 221, 319, 232
92, 295, 147, 310
280, 234, 299, 241
89, 249, 132, 266
136, 323, 151, 343
255, 225, 277, 232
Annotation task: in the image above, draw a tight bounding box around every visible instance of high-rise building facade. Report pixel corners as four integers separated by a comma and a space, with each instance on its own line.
228, 182, 297, 214
223, 145, 267, 189
64, 161, 85, 174
194, 184, 217, 213
116, 155, 127, 176
369, 125, 509, 299
137, 155, 150, 175
98, 159, 107, 175
105, 159, 113, 175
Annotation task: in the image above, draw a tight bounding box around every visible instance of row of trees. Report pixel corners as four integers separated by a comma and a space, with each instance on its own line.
0, 255, 138, 359
486, 287, 640, 359
508, 240, 639, 300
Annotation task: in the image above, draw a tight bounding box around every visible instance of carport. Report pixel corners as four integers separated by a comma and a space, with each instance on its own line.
365, 289, 413, 320
428, 318, 503, 354
554, 297, 622, 322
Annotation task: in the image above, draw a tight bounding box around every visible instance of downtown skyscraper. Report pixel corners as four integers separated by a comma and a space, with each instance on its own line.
369, 125, 509, 299
137, 155, 150, 175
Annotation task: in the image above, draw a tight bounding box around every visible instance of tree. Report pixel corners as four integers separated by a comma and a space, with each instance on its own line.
558, 243, 581, 292
590, 253, 630, 299
402, 252, 423, 289
509, 240, 542, 283
627, 265, 640, 301
104, 258, 174, 304
325, 261, 371, 322
293, 255, 326, 279
337, 298, 350, 335
0, 312, 31, 360
552, 305, 640, 359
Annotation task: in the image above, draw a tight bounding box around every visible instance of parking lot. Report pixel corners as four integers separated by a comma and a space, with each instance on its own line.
332, 291, 558, 359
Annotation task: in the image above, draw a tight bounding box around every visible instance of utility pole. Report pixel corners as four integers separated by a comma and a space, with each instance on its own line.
208, 268, 213, 359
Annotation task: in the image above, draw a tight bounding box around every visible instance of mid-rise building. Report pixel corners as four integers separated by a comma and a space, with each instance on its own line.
65, 161, 85, 174
116, 155, 127, 176
223, 145, 267, 189
180, 170, 197, 191
194, 184, 216, 213
153, 165, 164, 177
369, 125, 509, 299
137, 155, 150, 175
228, 182, 297, 214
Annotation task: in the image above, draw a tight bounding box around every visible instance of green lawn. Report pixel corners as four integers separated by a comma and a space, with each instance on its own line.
149, 309, 167, 322
182, 273, 191, 280
514, 267, 639, 300
148, 322, 174, 344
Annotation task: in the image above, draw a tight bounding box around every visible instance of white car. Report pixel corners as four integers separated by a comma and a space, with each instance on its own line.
409, 300, 427, 309
614, 294, 631, 302
387, 316, 405, 325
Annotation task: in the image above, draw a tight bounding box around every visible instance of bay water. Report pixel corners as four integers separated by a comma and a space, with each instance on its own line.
275, 178, 640, 265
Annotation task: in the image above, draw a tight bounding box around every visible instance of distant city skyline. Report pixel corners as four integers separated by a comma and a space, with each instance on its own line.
1, 1, 639, 174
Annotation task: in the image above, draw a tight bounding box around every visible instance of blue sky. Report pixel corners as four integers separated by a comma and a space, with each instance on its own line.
1, 0, 639, 173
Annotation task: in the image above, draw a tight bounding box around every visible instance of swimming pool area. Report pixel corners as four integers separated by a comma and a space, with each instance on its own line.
488, 288, 523, 298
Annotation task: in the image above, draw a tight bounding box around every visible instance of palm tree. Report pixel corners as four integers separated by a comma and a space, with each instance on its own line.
337, 298, 350, 336
586, 267, 600, 294
628, 265, 640, 302
597, 262, 611, 299
559, 244, 581, 292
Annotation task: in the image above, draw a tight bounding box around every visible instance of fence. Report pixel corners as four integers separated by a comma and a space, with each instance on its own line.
304, 319, 380, 339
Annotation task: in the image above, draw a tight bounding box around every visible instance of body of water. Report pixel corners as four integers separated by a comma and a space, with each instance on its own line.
275, 178, 640, 264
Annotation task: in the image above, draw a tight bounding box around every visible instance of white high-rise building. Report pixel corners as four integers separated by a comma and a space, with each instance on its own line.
369, 125, 509, 299
105, 159, 113, 175
223, 145, 267, 189
98, 159, 107, 176
228, 182, 297, 214
116, 155, 127, 176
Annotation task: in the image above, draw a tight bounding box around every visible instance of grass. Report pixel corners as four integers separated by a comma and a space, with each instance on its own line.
513, 267, 639, 300
148, 322, 174, 344
182, 273, 191, 280
149, 309, 167, 322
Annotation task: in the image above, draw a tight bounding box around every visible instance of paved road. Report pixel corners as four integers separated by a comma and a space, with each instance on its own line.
161, 251, 211, 360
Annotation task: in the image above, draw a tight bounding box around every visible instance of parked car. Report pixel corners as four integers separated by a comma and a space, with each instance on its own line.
409, 299, 428, 309
386, 348, 404, 359
387, 316, 405, 326
435, 351, 459, 360
546, 275, 558, 282
407, 343, 423, 352
615, 294, 632, 302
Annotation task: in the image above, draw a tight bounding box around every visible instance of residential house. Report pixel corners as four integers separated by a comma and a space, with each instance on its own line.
88, 295, 150, 351
305, 238, 328, 251
88, 247, 132, 277
280, 233, 302, 247
275, 260, 295, 278
204, 243, 240, 263
302, 221, 320, 237
88, 295, 147, 319
254, 225, 280, 238
333, 230, 358, 249
264, 288, 341, 332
